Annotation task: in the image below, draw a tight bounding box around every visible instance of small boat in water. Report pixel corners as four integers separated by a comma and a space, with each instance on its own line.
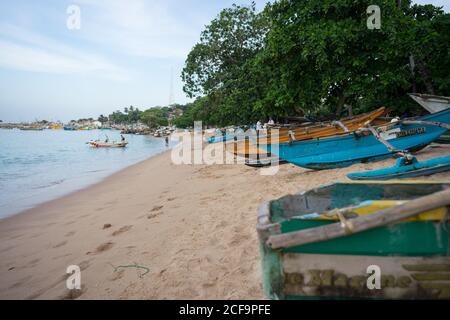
257, 181, 450, 300
88, 140, 128, 148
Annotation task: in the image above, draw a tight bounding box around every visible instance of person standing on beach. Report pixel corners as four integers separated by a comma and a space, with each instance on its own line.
165, 136, 169, 147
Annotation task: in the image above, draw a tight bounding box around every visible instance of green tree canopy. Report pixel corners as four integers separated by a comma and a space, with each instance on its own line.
181, 0, 450, 125
140, 108, 168, 128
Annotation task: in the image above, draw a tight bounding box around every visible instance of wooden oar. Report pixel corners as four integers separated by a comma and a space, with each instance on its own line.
267, 188, 450, 249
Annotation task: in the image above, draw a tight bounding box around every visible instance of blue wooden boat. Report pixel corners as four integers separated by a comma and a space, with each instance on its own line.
347, 155, 450, 180
208, 129, 259, 144
261, 109, 450, 170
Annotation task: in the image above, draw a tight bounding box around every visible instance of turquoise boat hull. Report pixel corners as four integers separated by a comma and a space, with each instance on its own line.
347, 155, 450, 180
261, 109, 450, 169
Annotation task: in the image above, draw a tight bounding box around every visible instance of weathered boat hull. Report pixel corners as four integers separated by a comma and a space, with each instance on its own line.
408, 93, 450, 113
257, 182, 450, 300
263, 109, 450, 169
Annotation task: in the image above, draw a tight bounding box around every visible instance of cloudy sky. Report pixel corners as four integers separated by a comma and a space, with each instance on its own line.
0, 0, 447, 122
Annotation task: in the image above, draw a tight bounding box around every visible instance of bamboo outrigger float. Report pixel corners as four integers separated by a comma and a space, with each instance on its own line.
257, 181, 450, 300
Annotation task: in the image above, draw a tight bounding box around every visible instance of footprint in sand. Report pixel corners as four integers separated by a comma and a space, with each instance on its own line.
28, 258, 41, 267
0, 245, 15, 254
111, 225, 132, 236
52, 253, 72, 260
147, 211, 163, 219
52, 240, 67, 249
9, 234, 24, 240
8, 275, 33, 289
150, 205, 164, 212
78, 260, 90, 271
167, 197, 176, 202
59, 285, 87, 300
65, 231, 76, 237
87, 242, 114, 255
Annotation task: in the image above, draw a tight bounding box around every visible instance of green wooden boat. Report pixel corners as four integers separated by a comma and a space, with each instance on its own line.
257, 181, 450, 300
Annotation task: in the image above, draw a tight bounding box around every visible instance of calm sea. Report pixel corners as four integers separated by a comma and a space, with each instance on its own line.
0, 129, 171, 218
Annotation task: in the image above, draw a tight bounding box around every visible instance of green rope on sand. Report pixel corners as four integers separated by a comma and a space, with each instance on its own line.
109, 263, 150, 278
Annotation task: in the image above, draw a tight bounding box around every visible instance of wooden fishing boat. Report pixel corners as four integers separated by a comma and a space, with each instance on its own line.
347, 155, 450, 180
225, 138, 270, 158
223, 108, 387, 163
210, 107, 387, 145
88, 141, 128, 148
263, 108, 450, 169
257, 181, 450, 300
267, 107, 387, 144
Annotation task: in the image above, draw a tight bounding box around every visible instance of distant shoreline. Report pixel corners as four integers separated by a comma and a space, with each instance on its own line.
0, 149, 172, 222
0, 129, 172, 219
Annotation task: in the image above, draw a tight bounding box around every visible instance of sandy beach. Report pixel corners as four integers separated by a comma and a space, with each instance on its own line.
0, 143, 449, 300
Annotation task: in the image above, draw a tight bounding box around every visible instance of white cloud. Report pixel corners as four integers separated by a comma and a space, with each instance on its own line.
0, 23, 130, 80
75, 0, 200, 59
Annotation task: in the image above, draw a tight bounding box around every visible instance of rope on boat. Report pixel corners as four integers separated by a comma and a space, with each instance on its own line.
356, 125, 414, 162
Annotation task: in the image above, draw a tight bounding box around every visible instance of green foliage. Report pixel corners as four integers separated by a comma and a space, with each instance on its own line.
181, 0, 450, 125
97, 114, 108, 124
181, 2, 269, 126
107, 106, 142, 124
140, 108, 169, 128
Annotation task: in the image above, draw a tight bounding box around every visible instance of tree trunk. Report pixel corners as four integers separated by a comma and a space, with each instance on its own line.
409, 54, 417, 93
345, 104, 353, 117
335, 94, 346, 118
416, 58, 435, 94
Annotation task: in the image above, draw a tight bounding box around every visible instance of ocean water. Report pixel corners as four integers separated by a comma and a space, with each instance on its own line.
0, 129, 171, 218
